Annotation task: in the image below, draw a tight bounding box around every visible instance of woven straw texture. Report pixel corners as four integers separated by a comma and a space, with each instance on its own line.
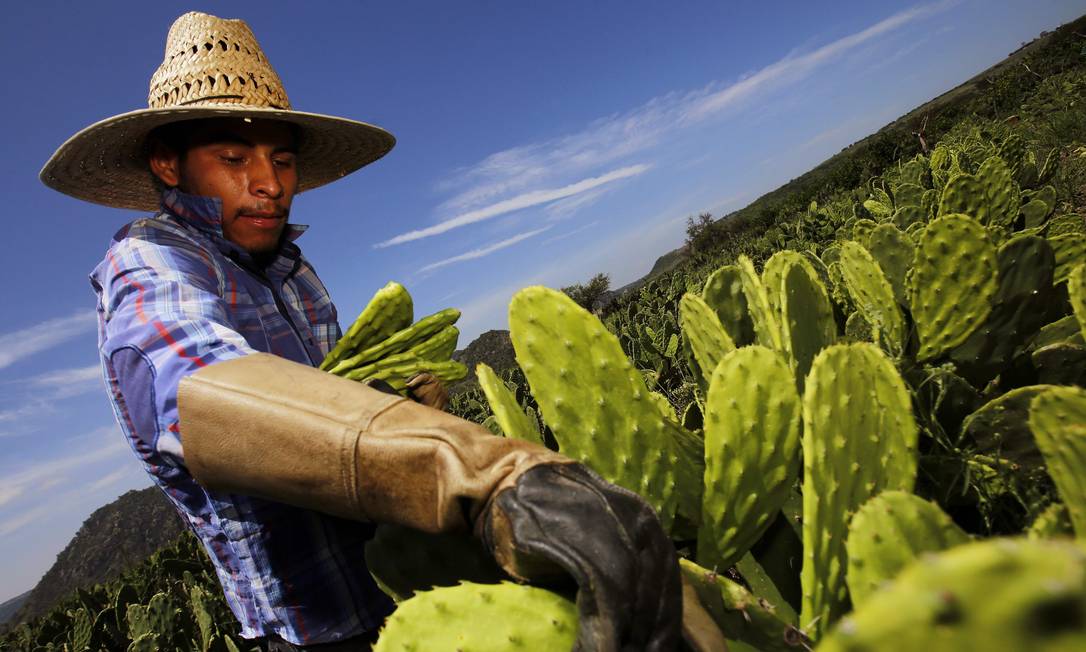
41, 11, 394, 211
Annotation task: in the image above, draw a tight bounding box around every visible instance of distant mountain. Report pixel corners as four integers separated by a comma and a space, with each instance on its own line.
4, 487, 185, 630
0, 591, 31, 628
449, 329, 518, 394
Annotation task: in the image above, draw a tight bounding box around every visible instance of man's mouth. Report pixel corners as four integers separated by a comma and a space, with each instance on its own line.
238, 211, 286, 229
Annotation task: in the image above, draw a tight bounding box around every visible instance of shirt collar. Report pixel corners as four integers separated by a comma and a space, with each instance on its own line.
159, 188, 309, 243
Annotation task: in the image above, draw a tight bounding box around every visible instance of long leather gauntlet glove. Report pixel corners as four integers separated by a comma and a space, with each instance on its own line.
177, 353, 681, 651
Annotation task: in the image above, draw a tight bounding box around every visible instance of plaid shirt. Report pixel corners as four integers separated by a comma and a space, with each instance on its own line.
90, 189, 394, 645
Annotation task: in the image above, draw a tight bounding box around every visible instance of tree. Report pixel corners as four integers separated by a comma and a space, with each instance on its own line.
561, 273, 612, 311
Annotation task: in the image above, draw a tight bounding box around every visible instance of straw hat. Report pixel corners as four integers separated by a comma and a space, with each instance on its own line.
41, 11, 395, 211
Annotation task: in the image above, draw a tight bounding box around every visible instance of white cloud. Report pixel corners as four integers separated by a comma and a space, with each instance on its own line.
24, 364, 103, 399
0, 425, 126, 508
377, 164, 650, 248
418, 227, 553, 274
542, 221, 600, 245
0, 311, 97, 370
430, 1, 952, 228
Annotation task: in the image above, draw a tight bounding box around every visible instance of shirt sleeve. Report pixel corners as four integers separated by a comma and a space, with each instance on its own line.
96, 229, 256, 469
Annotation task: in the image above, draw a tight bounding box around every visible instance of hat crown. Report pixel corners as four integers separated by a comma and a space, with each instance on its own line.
147, 12, 291, 110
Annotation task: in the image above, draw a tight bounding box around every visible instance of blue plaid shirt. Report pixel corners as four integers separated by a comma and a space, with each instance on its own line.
90, 189, 395, 645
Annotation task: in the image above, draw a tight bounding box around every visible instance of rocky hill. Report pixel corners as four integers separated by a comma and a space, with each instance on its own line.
449, 329, 518, 394
4, 487, 185, 629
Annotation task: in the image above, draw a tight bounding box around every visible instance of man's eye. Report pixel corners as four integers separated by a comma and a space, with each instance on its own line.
219, 154, 244, 164
273, 157, 296, 168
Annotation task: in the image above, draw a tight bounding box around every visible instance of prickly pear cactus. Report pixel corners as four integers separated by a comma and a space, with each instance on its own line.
67, 607, 92, 652
864, 224, 913, 305
679, 559, 807, 652
938, 173, 990, 223
1029, 502, 1075, 539
699, 346, 800, 570
836, 241, 904, 356
702, 265, 756, 347
476, 363, 542, 444
781, 258, 837, 384
845, 491, 969, 607
321, 281, 413, 370
960, 385, 1058, 473
1049, 233, 1086, 285
1030, 386, 1086, 538
819, 538, 1086, 652
680, 293, 736, 384
509, 287, 701, 530
909, 214, 999, 361
976, 156, 1021, 227
1071, 264, 1086, 344
365, 525, 504, 602
329, 308, 461, 374
737, 255, 785, 353
374, 581, 577, 651
800, 343, 918, 638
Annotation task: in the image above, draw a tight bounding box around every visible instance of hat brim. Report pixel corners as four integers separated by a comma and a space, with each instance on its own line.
40, 105, 395, 211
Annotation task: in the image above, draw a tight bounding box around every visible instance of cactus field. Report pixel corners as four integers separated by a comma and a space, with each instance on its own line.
7, 17, 1086, 652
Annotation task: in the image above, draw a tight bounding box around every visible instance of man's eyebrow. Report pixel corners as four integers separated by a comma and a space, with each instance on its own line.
202, 130, 297, 154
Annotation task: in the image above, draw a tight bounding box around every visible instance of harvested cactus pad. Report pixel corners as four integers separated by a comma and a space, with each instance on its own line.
374, 581, 577, 651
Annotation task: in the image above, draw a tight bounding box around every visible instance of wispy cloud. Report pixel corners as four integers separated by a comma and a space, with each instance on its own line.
0, 311, 96, 370
378, 164, 650, 248
24, 364, 102, 399
429, 1, 952, 231
542, 221, 600, 245
418, 227, 553, 274
0, 425, 125, 508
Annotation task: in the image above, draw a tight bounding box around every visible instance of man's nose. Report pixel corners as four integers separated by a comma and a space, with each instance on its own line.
250, 156, 284, 199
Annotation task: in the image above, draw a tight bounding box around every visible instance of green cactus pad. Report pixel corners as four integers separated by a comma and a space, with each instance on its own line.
699, 346, 800, 570
909, 214, 999, 361
702, 265, 756, 347
800, 343, 918, 637
836, 241, 904, 356
1048, 233, 1086, 285
476, 363, 542, 444
948, 235, 1055, 384
781, 258, 837, 383
1032, 343, 1086, 387
329, 308, 461, 374
321, 281, 413, 370
1021, 199, 1052, 229
365, 525, 504, 602
509, 286, 702, 530
864, 224, 913, 305
679, 559, 808, 652
938, 173, 989, 223
374, 581, 577, 651
893, 182, 924, 208
1030, 386, 1086, 538
845, 491, 969, 607
819, 538, 1086, 652
680, 293, 737, 384
851, 218, 879, 245
962, 385, 1058, 473
737, 255, 785, 353
1071, 264, 1086, 345
1047, 214, 1085, 238
976, 156, 1020, 227
1029, 502, 1075, 540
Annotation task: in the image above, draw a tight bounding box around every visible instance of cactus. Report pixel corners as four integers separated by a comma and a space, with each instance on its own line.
126, 593, 176, 648
698, 346, 800, 571
374, 581, 577, 651
1021, 199, 1052, 229
1030, 386, 1086, 538
188, 585, 217, 652
1029, 502, 1075, 539
851, 218, 878, 244
961, 385, 1058, 473
365, 525, 504, 602
1032, 342, 1086, 386
781, 258, 837, 383
475, 363, 542, 443
330, 308, 461, 374
1048, 233, 1086, 285
67, 607, 93, 651
702, 265, 756, 347
909, 214, 999, 361
1047, 213, 1085, 238
836, 241, 904, 356
892, 182, 924, 208
800, 343, 918, 637
679, 559, 808, 652
737, 255, 785, 353
509, 286, 702, 530
820, 538, 1086, 651
976, 156, 1020, 227
948, 235, 1055, 383
845, 491, 969, 607
321, 281, 413, 370
1071, 264, 1086, 344
680, 292, 736, 384
864, 224, 913, 305
938, 173, 989, 222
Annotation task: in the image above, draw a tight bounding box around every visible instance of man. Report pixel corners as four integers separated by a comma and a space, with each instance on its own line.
41, 11, 682, 652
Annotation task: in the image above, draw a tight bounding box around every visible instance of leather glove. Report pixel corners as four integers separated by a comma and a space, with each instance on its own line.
405, 372, 448, 411
177, 353, 682, 651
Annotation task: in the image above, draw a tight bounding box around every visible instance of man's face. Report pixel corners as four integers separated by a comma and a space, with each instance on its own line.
149, 118, 299, 259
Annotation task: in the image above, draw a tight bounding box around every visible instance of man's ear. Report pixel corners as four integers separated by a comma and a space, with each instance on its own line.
148, 138, 182, 188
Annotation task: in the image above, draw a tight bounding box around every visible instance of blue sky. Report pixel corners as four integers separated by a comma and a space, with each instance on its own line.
1, 0, 1083, 602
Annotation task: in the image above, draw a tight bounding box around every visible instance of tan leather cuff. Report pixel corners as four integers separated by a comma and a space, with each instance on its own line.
178, 353, 565, 533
